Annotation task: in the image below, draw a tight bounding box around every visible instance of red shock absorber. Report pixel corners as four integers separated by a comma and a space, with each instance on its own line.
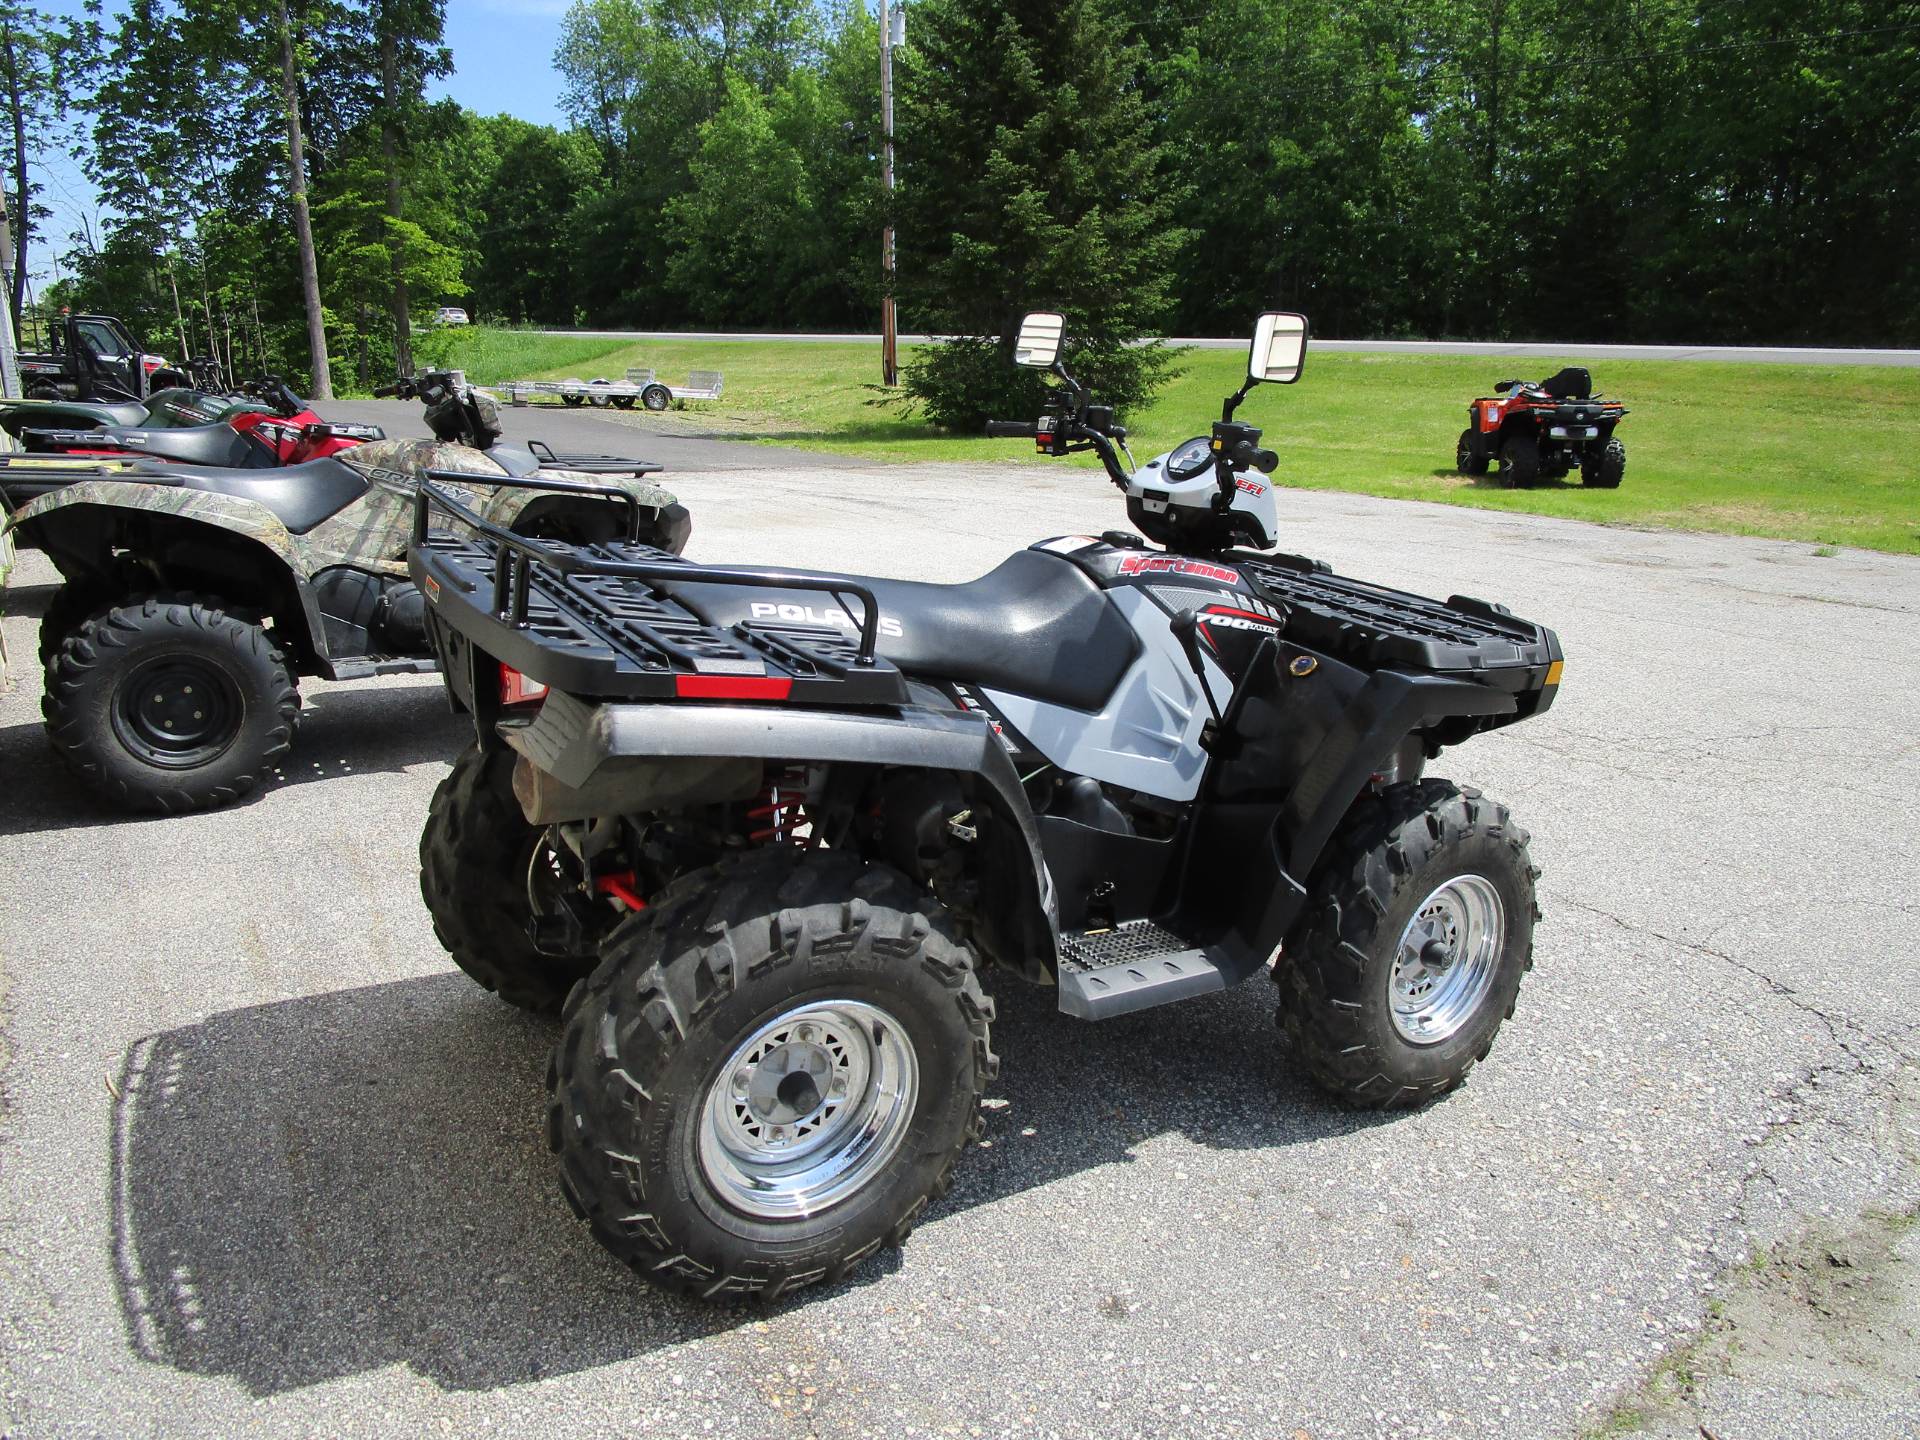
747, 766, 812, 845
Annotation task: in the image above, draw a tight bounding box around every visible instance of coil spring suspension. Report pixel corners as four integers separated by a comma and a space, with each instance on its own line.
748, 766, 812, 846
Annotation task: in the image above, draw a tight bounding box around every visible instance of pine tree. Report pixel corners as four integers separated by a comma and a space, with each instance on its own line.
893, 0, 1185, 430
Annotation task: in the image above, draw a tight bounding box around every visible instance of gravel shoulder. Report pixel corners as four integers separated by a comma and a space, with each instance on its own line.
3, 462, 1918, 1438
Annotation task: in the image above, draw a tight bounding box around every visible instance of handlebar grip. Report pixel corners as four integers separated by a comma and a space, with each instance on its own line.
373, 384, 401, 398
985, 420, 1038, 438
1252, 448, 1279, 474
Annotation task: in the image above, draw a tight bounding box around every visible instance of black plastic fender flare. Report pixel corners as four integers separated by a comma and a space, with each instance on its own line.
1279, 669, 1518, 879
500, 690, 1061, 973
8, 495, 333, 665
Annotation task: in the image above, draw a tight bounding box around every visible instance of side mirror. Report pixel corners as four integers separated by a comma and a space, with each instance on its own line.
1248, 311, 1308, 385
1013, 311, 1065, 368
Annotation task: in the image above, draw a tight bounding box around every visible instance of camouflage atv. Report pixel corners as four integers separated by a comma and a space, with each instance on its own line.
3, 374, 690, 814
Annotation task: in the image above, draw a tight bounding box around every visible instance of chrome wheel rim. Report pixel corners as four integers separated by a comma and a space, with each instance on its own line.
697, 999, 919, 1220
1389, 875, 1505, 1045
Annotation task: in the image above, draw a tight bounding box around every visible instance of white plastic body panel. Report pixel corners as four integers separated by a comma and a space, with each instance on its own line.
980, 586, 1231, 802
1127, 441, 1279, 550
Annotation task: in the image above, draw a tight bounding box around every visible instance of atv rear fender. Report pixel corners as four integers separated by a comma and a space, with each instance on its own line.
5, 485, 331, 667
492, 687, 1062, 983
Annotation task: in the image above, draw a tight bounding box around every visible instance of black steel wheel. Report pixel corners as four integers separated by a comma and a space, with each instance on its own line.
42, 594, 299, 813
612, 394, 636, 410
561, 390, 585, 408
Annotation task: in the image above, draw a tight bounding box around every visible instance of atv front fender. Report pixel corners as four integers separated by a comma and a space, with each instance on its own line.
502, 690, 1060, 977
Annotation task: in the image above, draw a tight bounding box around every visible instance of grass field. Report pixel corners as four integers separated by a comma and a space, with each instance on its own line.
428, 328, 1920, 555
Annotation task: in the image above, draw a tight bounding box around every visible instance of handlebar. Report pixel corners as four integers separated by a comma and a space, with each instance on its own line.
985, 420, 1037, 438
1228, 440, 1279, 474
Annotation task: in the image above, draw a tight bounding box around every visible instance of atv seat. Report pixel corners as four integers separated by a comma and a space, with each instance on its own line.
670, 549, 1141, 712
98, 422, 273, 469
174, 458, 370, 534
1541, 367, 1592, 400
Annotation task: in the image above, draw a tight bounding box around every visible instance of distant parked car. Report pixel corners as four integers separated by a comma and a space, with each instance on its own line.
433, 306, 470, 327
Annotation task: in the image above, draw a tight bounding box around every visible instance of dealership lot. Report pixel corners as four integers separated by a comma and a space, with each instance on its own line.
3, 415, 1916, 1438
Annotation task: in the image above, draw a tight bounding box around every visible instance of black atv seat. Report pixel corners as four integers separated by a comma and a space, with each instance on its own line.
101, 422, 271, 469
174, 458, 370, 534
1541, 367, 1592, 399
670, 549, 1141, 712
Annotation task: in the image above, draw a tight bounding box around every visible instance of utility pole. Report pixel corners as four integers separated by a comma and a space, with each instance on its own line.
878, 2, 901, 387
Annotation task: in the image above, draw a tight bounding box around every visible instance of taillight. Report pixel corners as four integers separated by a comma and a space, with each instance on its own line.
499, 664, 549, 707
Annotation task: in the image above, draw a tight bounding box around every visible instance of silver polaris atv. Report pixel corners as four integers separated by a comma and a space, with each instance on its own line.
409, 312, 1564, 1300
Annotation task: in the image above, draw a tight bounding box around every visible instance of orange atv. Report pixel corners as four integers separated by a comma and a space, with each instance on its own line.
1456, 367, 1627, 488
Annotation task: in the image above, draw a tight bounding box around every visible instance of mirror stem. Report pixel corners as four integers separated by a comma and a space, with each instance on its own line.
1222, 379, 1253, 422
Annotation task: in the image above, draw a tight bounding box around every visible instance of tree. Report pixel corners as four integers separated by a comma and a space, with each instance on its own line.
367, 0, 450, 374
273, 0, 332, 398
893, 0, 1186, 429
555, 0, 827, 325
0, 2, 89, 328
665, 3, 880, 328
461, 115, 601, 323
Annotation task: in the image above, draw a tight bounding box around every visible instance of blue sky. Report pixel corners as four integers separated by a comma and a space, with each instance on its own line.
24, 0, 576, 287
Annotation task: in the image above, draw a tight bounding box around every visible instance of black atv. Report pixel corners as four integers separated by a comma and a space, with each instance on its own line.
405, 309, 1564, 1300
1456, 367, 1628, 487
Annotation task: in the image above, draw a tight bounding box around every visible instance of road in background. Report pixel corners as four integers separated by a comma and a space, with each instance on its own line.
3, 430, 1917, 1437
535, 328, 1920, 366
322, 397, 878, 472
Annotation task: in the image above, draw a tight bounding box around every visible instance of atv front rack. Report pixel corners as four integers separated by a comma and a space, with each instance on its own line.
410, 478, 908, 706
523, 439, 665, 476
1238, 552, 1558, 677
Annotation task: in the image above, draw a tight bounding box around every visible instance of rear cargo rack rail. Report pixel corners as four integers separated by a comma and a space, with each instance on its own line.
412, 476, 884, 667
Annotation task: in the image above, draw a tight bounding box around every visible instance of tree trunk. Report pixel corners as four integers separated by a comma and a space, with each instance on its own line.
274, 0, 332, 399
379, 15, 412, 377
1, 25, 30, 328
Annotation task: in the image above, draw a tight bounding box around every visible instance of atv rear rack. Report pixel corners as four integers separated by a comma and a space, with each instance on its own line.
411, 478, 907, 706
1238, 552, 1559, 676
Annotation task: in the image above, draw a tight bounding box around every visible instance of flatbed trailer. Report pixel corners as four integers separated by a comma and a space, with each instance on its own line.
495, 368, 724, 412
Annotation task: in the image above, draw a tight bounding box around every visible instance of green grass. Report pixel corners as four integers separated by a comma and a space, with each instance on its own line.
431, 327, 1920, 555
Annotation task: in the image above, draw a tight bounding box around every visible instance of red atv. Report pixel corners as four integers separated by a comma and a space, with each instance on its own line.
16, 377, 379, 470
1456, 367, 1627, 488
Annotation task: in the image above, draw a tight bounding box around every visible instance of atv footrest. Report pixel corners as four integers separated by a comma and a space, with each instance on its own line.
1057, 922, 1231, 1020
324, 656, 440, 681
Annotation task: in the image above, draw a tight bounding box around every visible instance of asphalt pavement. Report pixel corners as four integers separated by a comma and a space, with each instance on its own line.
2, 430, 1917, 1437
536, 328, 1920, 366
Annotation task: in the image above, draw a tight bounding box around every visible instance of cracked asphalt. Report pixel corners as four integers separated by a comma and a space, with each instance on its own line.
2, 415, 1917, 1438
